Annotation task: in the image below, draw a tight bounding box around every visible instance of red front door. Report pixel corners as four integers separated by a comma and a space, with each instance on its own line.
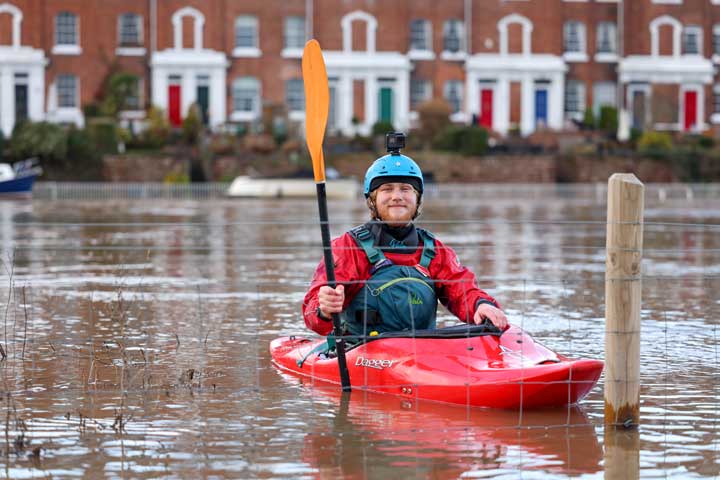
479, 89, 493, 129
684, 90, 697, 131
168, 85, 182, 127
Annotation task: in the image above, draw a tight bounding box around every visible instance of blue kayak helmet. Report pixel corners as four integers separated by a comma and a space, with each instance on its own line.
363, 153, 424, 198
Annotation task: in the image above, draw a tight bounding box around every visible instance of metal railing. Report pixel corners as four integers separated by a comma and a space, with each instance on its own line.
33, 182, 232, 201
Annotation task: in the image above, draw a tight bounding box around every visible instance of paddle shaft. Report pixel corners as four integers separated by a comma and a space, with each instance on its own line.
316, 182, 351, 391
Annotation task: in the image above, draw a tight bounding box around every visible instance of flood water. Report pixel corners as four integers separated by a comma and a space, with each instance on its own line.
0, 184, 718, 479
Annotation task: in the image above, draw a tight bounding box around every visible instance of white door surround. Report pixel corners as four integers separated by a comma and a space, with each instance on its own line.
466, 54, 566, 136
151, 50, 228, 128
151, 7, 228, 128
0, 2, 47, 136
322, 51, 411, 136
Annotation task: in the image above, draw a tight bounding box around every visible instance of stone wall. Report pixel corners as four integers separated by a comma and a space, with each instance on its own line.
103, 154, 189, 182
104, 150, 713, 183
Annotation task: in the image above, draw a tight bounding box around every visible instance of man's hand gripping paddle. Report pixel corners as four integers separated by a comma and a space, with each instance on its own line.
302, 39, 351, 391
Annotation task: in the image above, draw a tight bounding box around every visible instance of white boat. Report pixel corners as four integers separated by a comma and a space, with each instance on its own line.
227, 175, 359, 199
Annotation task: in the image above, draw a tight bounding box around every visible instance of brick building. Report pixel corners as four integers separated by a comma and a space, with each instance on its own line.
0, 0, 718, 138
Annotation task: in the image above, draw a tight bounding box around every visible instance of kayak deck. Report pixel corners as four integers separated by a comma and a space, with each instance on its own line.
270, 325, 603, 409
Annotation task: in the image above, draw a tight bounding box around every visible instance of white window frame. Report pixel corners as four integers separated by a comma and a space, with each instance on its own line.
592, 81, 617, 115
171, 7, 204, 50
564, 79, 586, 121
444, 80, 463, 117
595, 21, 618, 62
233, 15, 261, 57
57, 74, 78, 108
341, 11, 377, 54
563, 21, 587, 62
713, 25, 720, 63
116, 13, 146, 56
711, 85, 720, 124
651, 0, 682, 4
442, 19, 466, 60
650, 15, 682, 57
410, 78, 432, 111
282, 16, 305, 57
497, 14, 533, 56
122, 76, 143, 111
231, 77, 261, 121
408, 19, 434, 60
118, 13, 142, 47
285, 78, 304, 115
0, 3, 23, 48
53, 11, 82, 55
682, 25, 702, 56
410, 19, 431, 50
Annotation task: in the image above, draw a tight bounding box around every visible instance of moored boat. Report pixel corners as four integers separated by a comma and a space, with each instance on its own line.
0, 159, 42, 197
227, 175, 358, 199
270, 323, 603, 409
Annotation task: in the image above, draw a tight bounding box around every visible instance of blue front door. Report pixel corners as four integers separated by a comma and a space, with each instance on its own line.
535, 89, 548, 127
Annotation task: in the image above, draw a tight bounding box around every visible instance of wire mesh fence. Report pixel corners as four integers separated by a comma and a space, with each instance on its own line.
30, 181, 720, 203
0, 188, 717, 477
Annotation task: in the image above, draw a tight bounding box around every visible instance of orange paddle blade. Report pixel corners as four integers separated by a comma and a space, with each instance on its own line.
302, 39, 330, 183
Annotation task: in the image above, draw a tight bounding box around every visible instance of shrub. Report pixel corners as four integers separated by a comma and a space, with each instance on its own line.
235, 123, 248, 137
142, 106, 170, 148
182, 103, 203, 145
698, 135, 715, 149
83, 103, 102, 118
163, 171, 190, 184
100, 72, 141, 116
582, 109, 596, 129
598, 106, 618, 134
433, 125, 488, 156
8, 121, 67, 162
66, 127, 103, 179
87, 119, 119, 154
371, 121, 395, 136
117, 127, 132, 146
684, 134, 715, 150
637, 131, 672, 153
417, 99, 452, 145
459, 126, 488, 156
433, 125, 465, 151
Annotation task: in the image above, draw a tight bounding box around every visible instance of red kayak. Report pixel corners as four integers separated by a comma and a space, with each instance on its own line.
270, 324, 603, 409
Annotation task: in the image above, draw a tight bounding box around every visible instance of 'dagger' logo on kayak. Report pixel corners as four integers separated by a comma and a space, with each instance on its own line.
355, 356, 396, 370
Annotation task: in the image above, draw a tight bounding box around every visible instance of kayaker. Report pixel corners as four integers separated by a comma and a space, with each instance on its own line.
303, 132, 506, 340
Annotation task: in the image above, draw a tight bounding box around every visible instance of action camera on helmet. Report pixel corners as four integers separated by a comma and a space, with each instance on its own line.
386, 132, 406, 155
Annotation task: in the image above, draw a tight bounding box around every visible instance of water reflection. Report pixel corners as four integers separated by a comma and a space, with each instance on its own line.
604, 429, 639, 480
299, 383, 602, 478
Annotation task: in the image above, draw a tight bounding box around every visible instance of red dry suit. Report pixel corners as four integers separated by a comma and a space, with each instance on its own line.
302, 229, 500, 336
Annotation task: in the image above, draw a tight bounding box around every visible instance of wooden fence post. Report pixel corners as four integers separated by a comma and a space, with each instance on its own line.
605, 173, 644, 428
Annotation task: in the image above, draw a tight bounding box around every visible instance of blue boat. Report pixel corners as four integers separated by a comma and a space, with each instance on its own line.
0, 159, 42, 196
